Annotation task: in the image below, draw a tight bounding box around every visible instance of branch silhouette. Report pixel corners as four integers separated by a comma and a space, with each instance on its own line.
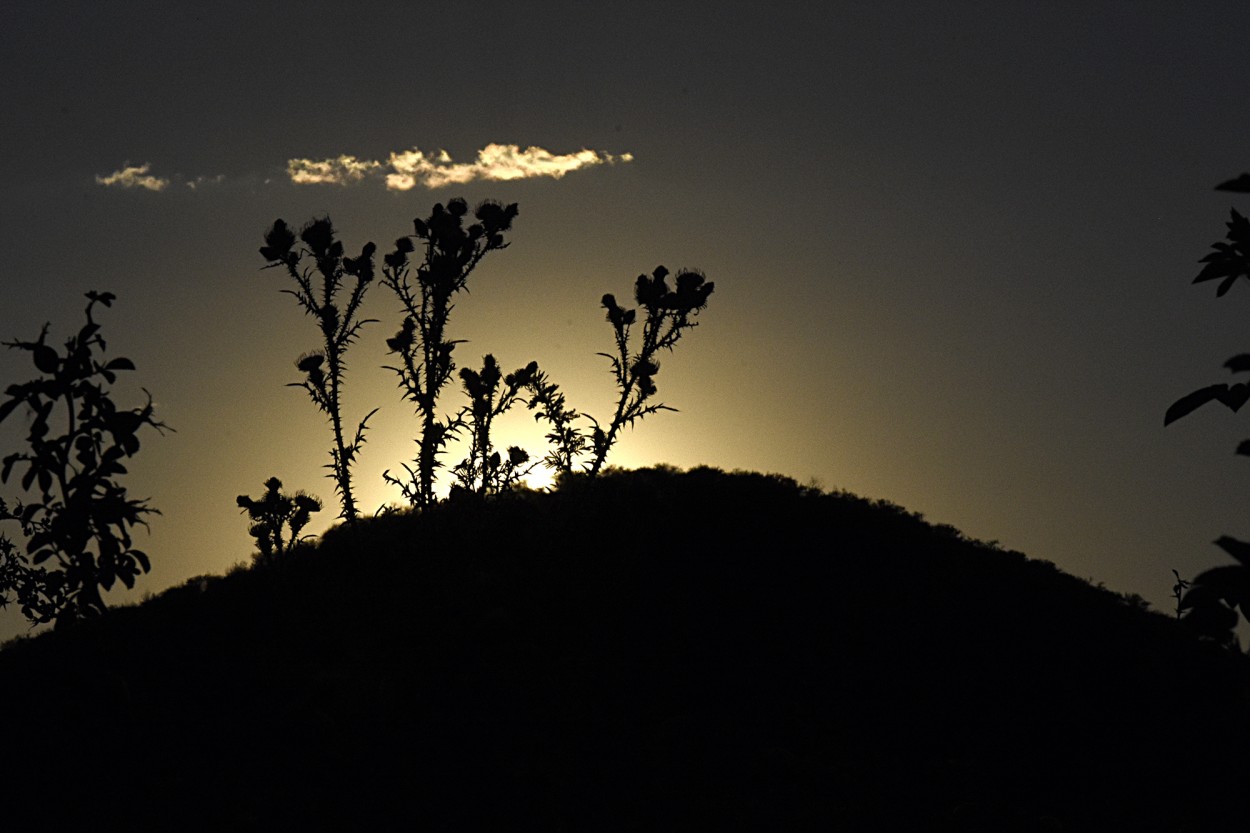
0, 291, 168, 626
1166, 171, 1250, 647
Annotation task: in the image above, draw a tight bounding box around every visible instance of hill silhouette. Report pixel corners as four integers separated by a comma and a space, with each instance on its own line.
1, 466, 1248, 831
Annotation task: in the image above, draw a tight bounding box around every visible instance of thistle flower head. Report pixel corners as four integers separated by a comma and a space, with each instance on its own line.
296, 352, 325, 373
300, 217, 335, 258
260, 219, 297, 262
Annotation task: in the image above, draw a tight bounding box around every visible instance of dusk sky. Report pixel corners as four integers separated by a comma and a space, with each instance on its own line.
4, 1, 1250, 637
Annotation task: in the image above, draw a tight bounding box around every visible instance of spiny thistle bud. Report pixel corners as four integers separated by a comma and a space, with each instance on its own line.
300, 217, 335, 257
460, 366, 483, 400
342, 242, 377, 281
294, 494, 321, 513
475, 200, 502, 224
448, 197, 468, 217
474, 200, 518, 234
412, 218, 429, 238
507, 446, 529, 466
386, 318, 415, 352
428, 207, 459, 243
296, 353, 325, 373
633, 359, 659, 378
480, 355, 501, 389
506, 360, 539, 389
260, 219, 297, 262
635, 273, 667, 308
675, 269, 703, 295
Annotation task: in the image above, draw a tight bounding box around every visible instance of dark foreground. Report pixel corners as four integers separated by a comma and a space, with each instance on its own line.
2, 467, 1247, 832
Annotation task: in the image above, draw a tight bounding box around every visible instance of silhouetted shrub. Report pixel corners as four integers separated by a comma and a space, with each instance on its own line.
451, 355, 539, 496
236, 477, 322, 564
523, 365, 589, 473
1166, 172, 1250, 646
260, 218, 378, 522
0, 291, 168, 625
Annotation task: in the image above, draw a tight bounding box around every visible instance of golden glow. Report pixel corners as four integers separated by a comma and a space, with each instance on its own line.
522, 465, 558, 492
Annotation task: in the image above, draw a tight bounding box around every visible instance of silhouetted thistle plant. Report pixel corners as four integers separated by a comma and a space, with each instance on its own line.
450, 355, 539, 496
586, 266, 714, 475
380, 198, 519, 507
260, 217, 378, 523
0, 291, 168, 626
1165, 172, 1250, 646
523, 366, 589, 474
236, 477, 321, 564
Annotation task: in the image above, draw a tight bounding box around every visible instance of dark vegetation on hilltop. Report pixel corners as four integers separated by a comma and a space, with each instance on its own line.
1167, 172, 1250, 645
0, 197, 712, 628
4, 187, 1250, 831
1, 467, 1248, 832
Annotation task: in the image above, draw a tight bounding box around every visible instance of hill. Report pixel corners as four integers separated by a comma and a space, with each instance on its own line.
1, 466, 1247, 831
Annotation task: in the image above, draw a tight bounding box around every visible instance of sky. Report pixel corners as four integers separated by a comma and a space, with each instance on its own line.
3, 0, 1250, 638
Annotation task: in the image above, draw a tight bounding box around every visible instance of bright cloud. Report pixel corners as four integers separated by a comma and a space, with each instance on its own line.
288, 144, 633, 190
286, 155, 383, 185
95, 163, 169, 192
96, 144, 633, 196
386, 144, 633, 190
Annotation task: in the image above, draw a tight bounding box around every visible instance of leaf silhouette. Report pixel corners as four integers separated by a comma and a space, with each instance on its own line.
1217, 383, 1250, 411
1165, 384, 1230, 425
1213, 536, 1250, 568
1215, 173, 1250, 193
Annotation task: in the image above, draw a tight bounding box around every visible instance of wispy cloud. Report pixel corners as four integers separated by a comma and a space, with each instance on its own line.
186, 174, 226, 190
95, 163, 169, 192
286, 155, 383, 186
95, 143, 632, 196
288, 144, 634, 190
